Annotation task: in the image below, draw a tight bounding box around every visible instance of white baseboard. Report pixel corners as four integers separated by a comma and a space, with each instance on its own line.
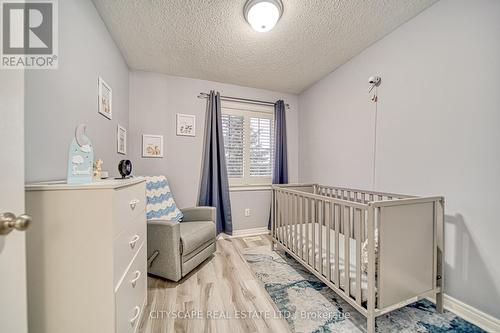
223, 227, 270, 238
428, 294, 500, 332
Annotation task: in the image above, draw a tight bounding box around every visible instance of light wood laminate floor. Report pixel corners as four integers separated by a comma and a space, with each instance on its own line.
137, 235, 290, 333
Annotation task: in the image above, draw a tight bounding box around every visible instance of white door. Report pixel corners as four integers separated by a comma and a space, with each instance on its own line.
0, 70, 29, 332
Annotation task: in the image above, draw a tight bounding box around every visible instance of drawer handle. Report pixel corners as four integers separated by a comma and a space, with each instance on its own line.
129, 235, 140, 249
129, 199, 140, 210
130, 270, 141, 287
130, 306, 141, 326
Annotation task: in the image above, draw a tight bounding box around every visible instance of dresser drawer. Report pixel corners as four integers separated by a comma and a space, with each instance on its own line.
114, 214, 146, 287
115, 244, 147, 333
113, 182, 146, 235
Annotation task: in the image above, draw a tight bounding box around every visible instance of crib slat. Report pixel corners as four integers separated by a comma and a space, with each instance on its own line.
298, 195, 302, 254
273, 189, 277, 240
284, 191, 288, 245
318, 200, 323, 276
361, 206, 366, 242
287, 192, 291, 249
288, 192, 292, 249
355, 208, 362, 305
278, 190, 281, 241
367, 206, 376, 324
282, 191, 287, 247
350, 207, 355, 239
282, 191, 288, 247
326, 201, 332, 281
344, 205, 351, 297
284, 192, 289, 248
281, 192, 286, 246
297, 195, 304, 260
304, 198, 311, 265
288, 193, 292, 250
311, 198, 316, 269
277, 190, 281, 244
275, 190, 279, 240
294, 194, 298, 254
334, 204, 340, 287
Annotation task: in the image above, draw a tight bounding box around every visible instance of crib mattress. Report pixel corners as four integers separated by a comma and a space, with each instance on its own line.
276, 223, 370, 302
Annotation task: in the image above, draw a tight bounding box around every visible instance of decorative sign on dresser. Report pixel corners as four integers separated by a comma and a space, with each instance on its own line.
25, 178, 147, 333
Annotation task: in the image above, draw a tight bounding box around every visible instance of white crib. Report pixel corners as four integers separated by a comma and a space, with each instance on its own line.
271, 184, 444, 333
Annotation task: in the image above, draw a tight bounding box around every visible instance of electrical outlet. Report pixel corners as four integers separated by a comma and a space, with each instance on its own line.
244, 208, 251, 217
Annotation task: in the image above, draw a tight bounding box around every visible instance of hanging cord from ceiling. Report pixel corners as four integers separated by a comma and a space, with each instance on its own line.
372, 86, 378, 190
368, 76, 381, 190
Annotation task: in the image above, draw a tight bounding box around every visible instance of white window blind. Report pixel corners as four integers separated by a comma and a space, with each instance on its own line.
250, 117, 273, 177
221, 101, 274, 186
221, 114, 244, 178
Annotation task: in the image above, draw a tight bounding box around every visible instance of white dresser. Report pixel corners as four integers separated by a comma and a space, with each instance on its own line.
25, 178, 147, 333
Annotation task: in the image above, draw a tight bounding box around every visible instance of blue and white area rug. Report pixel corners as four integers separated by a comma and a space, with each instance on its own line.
243, 245, 484, 333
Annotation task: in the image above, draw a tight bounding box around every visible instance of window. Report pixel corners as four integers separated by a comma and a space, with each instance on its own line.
221, 101, 274, 186
222, 114, 244, 178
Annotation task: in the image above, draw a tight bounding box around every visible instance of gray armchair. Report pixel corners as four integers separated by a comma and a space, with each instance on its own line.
147, 207, 216, 282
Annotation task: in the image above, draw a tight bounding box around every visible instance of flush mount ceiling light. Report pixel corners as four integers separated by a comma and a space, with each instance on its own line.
244, 0, 283, 32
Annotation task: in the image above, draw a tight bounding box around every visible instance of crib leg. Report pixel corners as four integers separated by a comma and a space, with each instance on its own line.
367, 314, 375, 333
270, 239, 276, 251
436, 291, 444, 313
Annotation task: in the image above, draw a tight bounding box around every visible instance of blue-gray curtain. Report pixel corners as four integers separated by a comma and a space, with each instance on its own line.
272, 100, 288, 184
198, 91, 233, 235
268, 100, 288, 229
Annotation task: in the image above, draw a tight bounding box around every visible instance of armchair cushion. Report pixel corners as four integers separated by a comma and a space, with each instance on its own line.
181, 206, 216, 222
145, 176, 183, 222
179, 221, 216, 255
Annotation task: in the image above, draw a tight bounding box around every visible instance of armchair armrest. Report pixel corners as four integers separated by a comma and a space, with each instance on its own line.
147, 219, 182, 281
181, 206, 216, 223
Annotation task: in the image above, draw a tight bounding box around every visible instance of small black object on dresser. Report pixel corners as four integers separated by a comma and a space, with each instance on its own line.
118, 159, 132, 179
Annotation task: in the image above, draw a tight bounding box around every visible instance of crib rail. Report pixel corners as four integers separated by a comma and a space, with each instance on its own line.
315, 184, 413, 202
271, 184, 372, 315
271, 183, 444, 333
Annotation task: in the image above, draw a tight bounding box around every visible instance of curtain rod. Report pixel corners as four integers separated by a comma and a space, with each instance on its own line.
197, 92, 290, 109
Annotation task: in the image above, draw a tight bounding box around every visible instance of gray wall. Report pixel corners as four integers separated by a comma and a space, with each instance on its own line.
298, 0, 500, 319
229, 189, 272, 232
129, 71, 299, 231
25, 0, 130, 182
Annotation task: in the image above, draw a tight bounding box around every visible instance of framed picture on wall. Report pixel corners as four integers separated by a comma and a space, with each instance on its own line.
98, 76, 112, 119
117, 125, 127, 155
176, 113, 196, 136
142, 134, 164, 158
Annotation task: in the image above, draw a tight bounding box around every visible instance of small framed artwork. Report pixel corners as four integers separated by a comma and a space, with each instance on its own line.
98, 76, 112, 119
142, 134, 164, 158
176, 113, 196, 137
117, 124, 127, 155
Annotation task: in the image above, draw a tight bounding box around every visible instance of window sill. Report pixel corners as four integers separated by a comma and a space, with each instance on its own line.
229, 185, 272, 192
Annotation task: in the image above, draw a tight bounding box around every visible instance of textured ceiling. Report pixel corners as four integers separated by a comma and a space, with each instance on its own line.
92, 0, 438, 94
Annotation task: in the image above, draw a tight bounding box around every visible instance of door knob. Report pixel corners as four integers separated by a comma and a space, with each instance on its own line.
0, 212, 32, 235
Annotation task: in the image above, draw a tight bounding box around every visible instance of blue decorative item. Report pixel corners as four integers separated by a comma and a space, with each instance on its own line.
145, 176, 183, 222
67, 124, 94, 184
